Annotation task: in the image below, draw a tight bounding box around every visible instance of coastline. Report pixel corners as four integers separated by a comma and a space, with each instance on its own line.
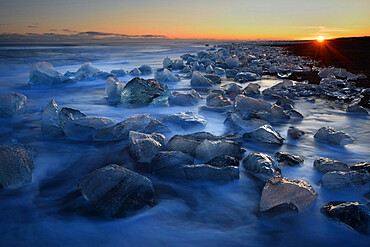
270, 37, 370, 88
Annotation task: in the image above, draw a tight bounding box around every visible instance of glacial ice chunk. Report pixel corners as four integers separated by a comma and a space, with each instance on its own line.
138, 65, 153, 75
0, 92, 27, 118
163, 57, 173, 68
190, 71, 213, 87
225, 56, 239, 68
41, 99, 63, 136
29, 62, 75, 85
65, 62, 105, 81
105, 76, 125, 102
154, 69, 180, 82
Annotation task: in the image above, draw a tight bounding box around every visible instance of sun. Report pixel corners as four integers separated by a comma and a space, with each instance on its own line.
316, 36, 325, 43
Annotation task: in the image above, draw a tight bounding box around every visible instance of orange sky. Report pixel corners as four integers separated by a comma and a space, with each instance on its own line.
0, 0, 369, 40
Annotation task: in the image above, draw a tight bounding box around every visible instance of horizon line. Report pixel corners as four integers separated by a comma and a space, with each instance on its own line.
1, 31, 369, 43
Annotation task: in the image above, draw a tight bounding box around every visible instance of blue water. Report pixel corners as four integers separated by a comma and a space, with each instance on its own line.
0, 41, 369, 247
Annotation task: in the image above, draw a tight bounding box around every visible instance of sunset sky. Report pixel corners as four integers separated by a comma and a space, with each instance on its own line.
0, 0, 369, 40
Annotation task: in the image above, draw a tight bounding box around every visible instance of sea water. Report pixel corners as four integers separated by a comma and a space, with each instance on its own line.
0, 41, 369, 247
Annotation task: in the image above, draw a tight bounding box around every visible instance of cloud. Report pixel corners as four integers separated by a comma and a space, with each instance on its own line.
324, 28, 349, 32
62, 29, 78, 33
0, 30, 169, 43
301, 26, 348, 32
141, 34, 167, 38
28, 25, 38, 29
78, 31, 115, 36
302, 26, 325, 29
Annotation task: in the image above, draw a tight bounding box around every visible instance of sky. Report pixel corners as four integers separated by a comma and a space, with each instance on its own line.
0, 0, 369, 41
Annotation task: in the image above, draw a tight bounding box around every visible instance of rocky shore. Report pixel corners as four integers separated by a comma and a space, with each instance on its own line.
0, 41, 369, 242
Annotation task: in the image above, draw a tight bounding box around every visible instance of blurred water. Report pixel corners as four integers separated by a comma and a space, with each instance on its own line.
0, 42, 369, 247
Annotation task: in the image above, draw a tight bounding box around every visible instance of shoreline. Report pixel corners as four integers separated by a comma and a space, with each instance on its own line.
269, 37, 370, 88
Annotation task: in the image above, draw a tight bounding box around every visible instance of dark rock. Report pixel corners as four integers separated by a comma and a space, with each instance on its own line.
199, 105, 234, 113
288, 109, 304, 119
346, 98, 368, 114
270, 104, 290, 120
165, 135, 200, 155
224, 112, 268, 132
194, 139, 244, 161
313, 157, 350, 173
204, 74, 222, 84
77, 164, 155, 218
225, 69, 238, 78
321, 170, 370, 189
358, 88, 370, 108
120, 77, 170, 105
314, 126, 355, 146
110, 69, 127, 77
206, 155, 239, 167
205, 65, 214, 73
59, 107, 87, 130
206, 92, 232, 107
234, 72, 258, 82
206, 93, 232, 107
190, 71, 213, 87
242, 152, 281, 181
170, 132, 219, 142
321, 201, 370, 234
166, 132, 243, 158
234, 95, 272, 114
180, 53, 196, 60
261, 202, 299, 216
261, 80, 294, 98
179, 65, 192, 74
225, 56, 239, 68
172, 60, 185, 70
154, 69, 180, 82
129, 131, 167, 163
151, 151, 194, 171
163, 57, 173, 68
168, 90, 201, 106
94, 114, 170, 141
347, 104, 369, 114
221, 83, 242, 99
243, 125, 284, 145
214, 67, 225, 75
129, 68, 141, 76
275, 152, 304, 166
0, 145, 34, 189
138, 65, 153, 75
96, 72, 114, 79
271, 80, 294, 90
287, 126, 305, 139
0, 92, 27, 118
260, 172, 318, 214
220, 133, 243, 142
154, 164, 239, 182
162, 112, 207, 130
350, 162, 370, 173
243, 83, 260, 96
276, 96, 294, 110
63, 117, 115, 141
